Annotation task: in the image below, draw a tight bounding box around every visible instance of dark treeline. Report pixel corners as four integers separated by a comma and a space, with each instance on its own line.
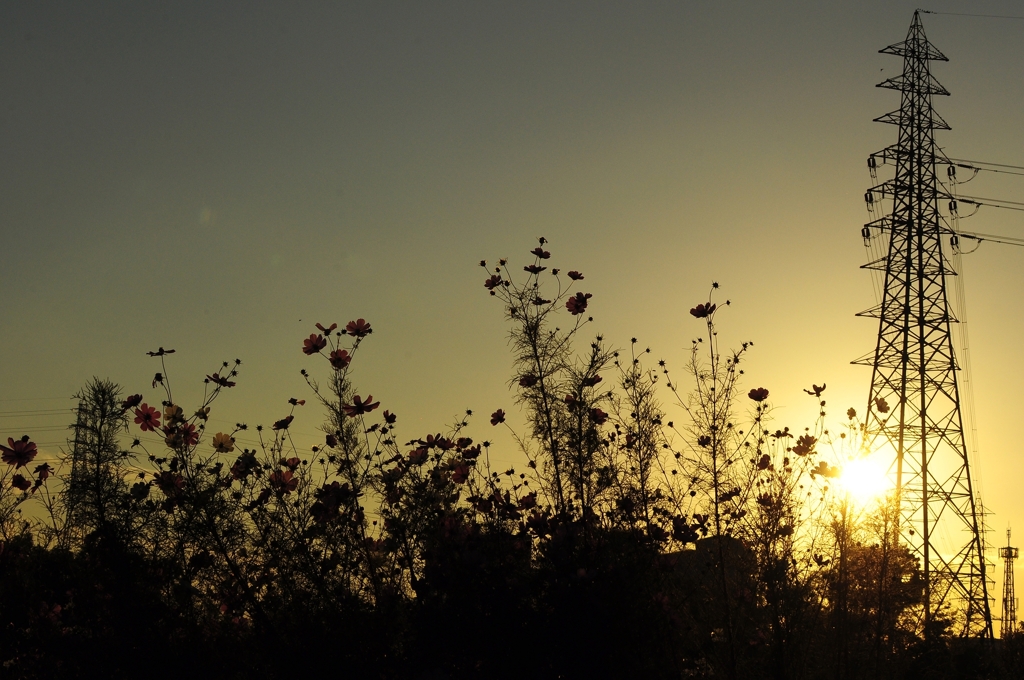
1, 240, 1021, 679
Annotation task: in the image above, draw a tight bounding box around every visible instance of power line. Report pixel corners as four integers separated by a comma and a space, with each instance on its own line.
921, 9, 1024, 21
947, 158, 1024, 172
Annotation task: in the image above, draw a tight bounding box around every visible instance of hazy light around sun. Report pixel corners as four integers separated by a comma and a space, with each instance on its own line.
838, 456, 892, 506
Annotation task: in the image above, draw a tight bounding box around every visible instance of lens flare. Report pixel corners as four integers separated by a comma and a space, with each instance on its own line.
838, 456, 891, 506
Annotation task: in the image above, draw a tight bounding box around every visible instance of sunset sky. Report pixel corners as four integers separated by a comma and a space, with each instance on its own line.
3, 1, 1024, 579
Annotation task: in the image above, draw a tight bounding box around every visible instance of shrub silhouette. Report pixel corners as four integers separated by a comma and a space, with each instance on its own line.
0, 240, 1010, 679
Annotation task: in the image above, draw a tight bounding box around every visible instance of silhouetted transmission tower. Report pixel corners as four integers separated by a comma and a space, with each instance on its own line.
1001, 530, 1018, 638
857, 11, 992, 637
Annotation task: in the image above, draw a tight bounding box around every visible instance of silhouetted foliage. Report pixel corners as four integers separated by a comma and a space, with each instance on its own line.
0, 240, 1014, 679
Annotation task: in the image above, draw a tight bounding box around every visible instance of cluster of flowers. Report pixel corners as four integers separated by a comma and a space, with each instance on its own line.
1, 436, 52, 492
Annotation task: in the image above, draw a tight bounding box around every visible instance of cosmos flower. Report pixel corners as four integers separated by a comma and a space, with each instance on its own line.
212, 432, 235, 454
325, 433, 339, 448
303, 334, 327, 355
530, 247, 551, 259
206, 373, 236, 388
180, 423, 199, 448
34, 462, 53, 481
11, 474, 31, 491
154, 471, 184, 496
566, 292, 592, 315
164, 404, 184, 425
342, 395, 379, 417
272, 415, 294, 431
490, 409, 506, 426
315, 322, 338, 334
134, 404, 161, 433
523, 265, 546, 274
408, 447, 428, 465
791, 435, 817, 456
451, 462, 470, 484
1, 436, 37, 468
269, 470, 298, 495
803, 383, 826, 397
567, 271, 584, 280
689, 303, 716, 319
329, 349, 351, 370
121, 394, 143, 412
748, 387, 770, 402
582, 374, 602, 387
383, 410, 397, 424
484, 274, 502, 290
345, 319, 372, 337
589, 408, 608, 425
519, 375, 538, 388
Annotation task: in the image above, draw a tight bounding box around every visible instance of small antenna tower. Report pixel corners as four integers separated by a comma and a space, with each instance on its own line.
1001, 529, 1018, 638
857, 11, 993, 637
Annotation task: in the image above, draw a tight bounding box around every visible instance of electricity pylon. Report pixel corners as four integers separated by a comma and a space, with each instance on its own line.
857, 11, 993, 638
1001, 529, 1018, 638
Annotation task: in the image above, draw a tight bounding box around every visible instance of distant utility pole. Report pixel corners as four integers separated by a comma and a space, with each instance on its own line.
1001, 529, 1018, 638
857, 11, 992, 638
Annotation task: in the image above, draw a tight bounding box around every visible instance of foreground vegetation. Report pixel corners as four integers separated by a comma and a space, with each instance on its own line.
1, 240, 1021, 679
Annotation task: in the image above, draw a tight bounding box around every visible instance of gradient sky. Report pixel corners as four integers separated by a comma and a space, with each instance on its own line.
3, 1, 1024, 585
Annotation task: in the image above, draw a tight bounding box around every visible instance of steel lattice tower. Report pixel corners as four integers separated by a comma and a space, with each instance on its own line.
857, 11, 992, 638
1001, 530, 1018, 638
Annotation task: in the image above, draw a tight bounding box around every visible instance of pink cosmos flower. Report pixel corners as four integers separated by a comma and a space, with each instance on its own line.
315, 322, 338, 334
121, 394, 143, 412
345, 319, 372, 337
134, 404, 161, 433
329, 349, 351, 370
183, 423, 199, 447
1, 436, 37, 468
451, 462, 470, 484
342, 395, 379, 417
269, 469, 298, 495
303, 334, 327, 355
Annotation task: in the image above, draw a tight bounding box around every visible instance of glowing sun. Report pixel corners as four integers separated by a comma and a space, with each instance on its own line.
838, 456, 892, 506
